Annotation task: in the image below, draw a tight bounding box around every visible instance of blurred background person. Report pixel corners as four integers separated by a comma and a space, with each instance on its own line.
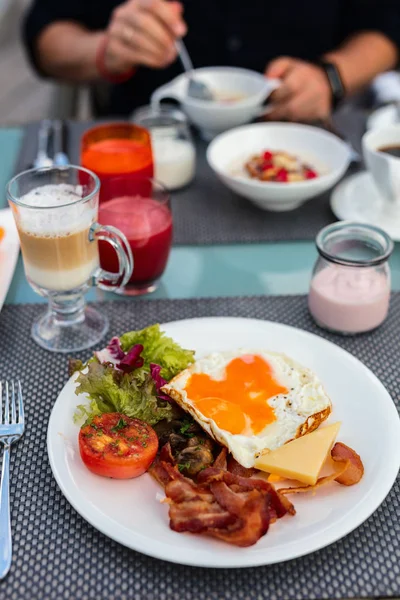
0, 0, 55, 124
18, 0, 400, 122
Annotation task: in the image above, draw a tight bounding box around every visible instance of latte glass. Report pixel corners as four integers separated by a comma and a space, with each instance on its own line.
7, 166, 133, 353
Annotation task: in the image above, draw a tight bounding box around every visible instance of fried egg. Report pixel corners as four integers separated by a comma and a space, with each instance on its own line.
161, 350, 332, 468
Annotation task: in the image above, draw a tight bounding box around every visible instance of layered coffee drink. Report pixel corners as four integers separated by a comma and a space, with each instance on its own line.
16, 184, 99, 292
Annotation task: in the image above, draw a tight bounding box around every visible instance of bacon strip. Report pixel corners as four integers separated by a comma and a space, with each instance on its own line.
198, 467, 295, 517
149, 442, 295, 547
168, 479, 236, 533
279, 442, 364, 495
227, 455, 258, 478
148, 442, 175, 487
213, 447, 228, 469
208, 489, 271, 547
331, 442, 364, 485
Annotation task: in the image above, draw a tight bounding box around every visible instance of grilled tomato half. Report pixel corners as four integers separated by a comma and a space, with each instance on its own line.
79, 413, 158, 479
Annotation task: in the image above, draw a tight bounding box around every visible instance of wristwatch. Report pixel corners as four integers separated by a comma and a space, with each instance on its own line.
318, 61, 346, 111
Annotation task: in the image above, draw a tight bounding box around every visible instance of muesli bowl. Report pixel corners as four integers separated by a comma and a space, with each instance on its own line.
207, 122, 352, 211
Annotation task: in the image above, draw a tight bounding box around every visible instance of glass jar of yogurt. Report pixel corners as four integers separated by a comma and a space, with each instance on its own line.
132, 105, 196, 191
308, 222, 393, 334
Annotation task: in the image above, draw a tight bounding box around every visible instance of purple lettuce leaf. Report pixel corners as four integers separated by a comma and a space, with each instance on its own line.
118, 344, 145, 373
95, 336, 125, 365
150, 363, 172, 402
107, 336, 125, 360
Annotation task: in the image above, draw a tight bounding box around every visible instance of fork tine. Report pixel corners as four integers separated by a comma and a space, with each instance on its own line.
17, 381, 24, 425
4, 381, 9, 425
11, 381, 17, 424
0, 381, 2, 425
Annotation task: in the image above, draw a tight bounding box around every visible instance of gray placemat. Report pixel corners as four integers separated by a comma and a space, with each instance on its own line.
13, 111, 364, 246
0, 293, 399, 600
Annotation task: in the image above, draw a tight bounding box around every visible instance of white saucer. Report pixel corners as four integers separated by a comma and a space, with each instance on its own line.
367, 104, 399, 131
331, 171, 400, 241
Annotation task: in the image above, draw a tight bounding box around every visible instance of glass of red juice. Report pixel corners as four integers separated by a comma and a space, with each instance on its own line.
81, 123, 154, 204
98, 176, 173, 295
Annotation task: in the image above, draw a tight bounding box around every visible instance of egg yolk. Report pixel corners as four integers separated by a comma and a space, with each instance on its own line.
184, 355, 288, 435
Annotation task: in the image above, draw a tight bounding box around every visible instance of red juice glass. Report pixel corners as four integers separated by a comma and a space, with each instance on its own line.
98, 176, 173, 295
81, 123, 154, 204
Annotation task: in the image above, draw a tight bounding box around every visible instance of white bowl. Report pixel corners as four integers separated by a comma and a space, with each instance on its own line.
207, 123, 352, 211
151, 67, 278, 140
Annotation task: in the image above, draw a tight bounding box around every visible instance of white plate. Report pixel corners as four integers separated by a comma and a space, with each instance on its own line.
367, 104, 399, 131
0, 208, 19, 311
47, 317, 400, 568
330, 171, 400, 242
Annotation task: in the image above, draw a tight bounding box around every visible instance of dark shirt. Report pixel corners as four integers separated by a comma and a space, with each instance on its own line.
23, 0, 400, 117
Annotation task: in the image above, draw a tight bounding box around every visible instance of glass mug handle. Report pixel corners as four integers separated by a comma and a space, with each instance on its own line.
89, 223, 134, 290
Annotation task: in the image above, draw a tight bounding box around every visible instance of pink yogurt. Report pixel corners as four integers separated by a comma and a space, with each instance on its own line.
308, 264, 390, 334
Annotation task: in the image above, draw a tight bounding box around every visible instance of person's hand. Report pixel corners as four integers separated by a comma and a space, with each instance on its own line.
104, 0, 187, 73
265, 57, 332, 122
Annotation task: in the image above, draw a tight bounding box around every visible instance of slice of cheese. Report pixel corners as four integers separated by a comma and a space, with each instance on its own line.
254, 422, 341, 485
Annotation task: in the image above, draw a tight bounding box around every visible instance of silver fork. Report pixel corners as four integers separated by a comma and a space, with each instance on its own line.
32, 120, 53, 169
0, 381, 24, 579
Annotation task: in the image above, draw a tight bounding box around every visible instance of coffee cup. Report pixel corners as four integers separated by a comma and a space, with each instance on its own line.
362, 124, 400, 212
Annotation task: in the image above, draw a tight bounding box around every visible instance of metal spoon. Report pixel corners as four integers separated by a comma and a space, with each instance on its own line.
175, 39, 214, 101
33, 120, 53, 169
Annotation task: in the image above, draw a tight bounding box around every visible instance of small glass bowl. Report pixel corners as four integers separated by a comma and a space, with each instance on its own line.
132, 105, 196, 191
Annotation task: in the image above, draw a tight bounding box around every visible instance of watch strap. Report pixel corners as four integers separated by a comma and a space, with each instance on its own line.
318, 60, 346, 110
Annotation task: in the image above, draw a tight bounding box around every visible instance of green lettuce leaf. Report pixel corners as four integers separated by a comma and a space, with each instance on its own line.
120, 324, 194, 380
68, 358, 85, 378
73, 324, 194, 426
73, 361, 177, 426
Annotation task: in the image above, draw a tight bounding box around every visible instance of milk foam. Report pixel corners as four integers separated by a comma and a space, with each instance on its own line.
18, 184, 96, 236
